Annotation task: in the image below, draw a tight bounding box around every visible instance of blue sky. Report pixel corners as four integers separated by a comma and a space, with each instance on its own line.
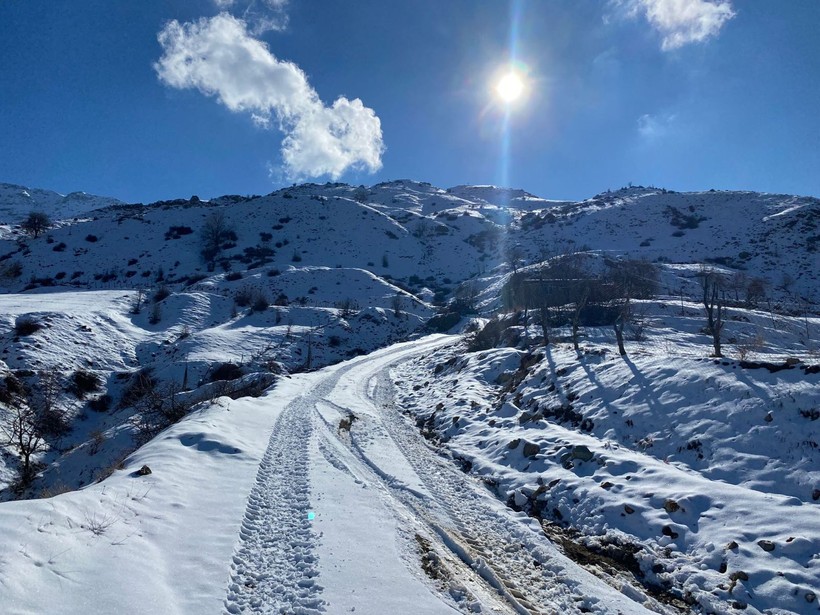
1, 0, 818, 203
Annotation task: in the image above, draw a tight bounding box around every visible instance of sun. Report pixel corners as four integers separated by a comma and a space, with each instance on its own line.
496, 72, 524, 103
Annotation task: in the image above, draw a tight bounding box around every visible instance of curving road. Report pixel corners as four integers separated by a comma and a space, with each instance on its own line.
223, 334, 661, 615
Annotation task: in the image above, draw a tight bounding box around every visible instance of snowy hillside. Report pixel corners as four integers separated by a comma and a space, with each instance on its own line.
0, 182, 123, 237
0, 179, 817, 614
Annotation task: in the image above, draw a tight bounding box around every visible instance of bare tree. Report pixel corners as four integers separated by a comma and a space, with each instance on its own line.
452, 281, 479, 315
570, 284, 591, 351
21, 211, 51, 239
1, 403, 46, 484
614, 298, 630, 356
390, 293, 403, 318
0, 369, 68, 485
505, 244, 526, 274
335, 298, 358, 319
201, 211, 234, 265
746, 277, 767, 307
700, 267, 725, 357
538, 306, 551, 346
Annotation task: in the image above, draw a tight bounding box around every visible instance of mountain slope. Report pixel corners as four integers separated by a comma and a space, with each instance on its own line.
0, 179, 818, 614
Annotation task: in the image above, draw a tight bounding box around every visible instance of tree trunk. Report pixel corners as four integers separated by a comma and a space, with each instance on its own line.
614, 319, 627, 356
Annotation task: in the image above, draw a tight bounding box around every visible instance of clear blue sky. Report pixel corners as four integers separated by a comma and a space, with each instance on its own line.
1, 0, 818, 203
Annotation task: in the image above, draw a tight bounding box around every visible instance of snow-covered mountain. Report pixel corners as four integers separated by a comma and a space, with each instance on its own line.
0, 182, 123, 227
0, 179, 817, 615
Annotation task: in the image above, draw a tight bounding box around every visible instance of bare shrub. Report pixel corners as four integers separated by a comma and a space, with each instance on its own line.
209, 362, 244, 382
14, 315, 42, 337
88, 394, 112, 412
70, 369, 101, 399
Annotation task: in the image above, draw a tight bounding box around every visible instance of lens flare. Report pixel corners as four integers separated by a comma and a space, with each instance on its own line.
496, 72, 524, 103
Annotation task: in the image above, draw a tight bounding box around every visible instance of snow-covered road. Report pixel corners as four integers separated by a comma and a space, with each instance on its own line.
221, 334, 659, 614
0, 335, 661, 614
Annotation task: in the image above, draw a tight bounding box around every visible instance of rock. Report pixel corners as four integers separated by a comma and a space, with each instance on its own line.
729, 571, 749, 582
785, 357, 801, 366
764, 412, 773, 423
624, 504, 635, 514
522, 441, 540, 458
135, 464, 152, 476
600, 481, 614, 490
569, 445, 594, 462
806, 592, 816, 603
664, 499, 680, 513
726, 540, 738, 550
757, 539, 776, 552
507, 438, 521, 450
812, 489, 820, 501
662, 525, 679, 539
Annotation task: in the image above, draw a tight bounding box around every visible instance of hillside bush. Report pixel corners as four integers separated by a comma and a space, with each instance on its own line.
235, 286, 254, 307
14, 316, 42, 336
0, 260, 23, 279
153, 285, 171, 302
118, 369, 156, 409
468, 315, 521, 351
88, 394, 112, 412
251, 290, 270, 312
209, 362, 244, 382
70, 369, 102, 399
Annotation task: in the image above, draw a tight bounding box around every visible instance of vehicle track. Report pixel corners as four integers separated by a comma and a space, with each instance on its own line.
224, 397, 324, 615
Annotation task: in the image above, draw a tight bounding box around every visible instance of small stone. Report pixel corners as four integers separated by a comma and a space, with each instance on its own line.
664, 499, 680, 513
764, 412, 773, 423
726, 540, 738, 550
522, 441, 540, 458
732, 601, 748, 610
662, 525, 679, 539
136, 464, 152, 476
806, 592, 816, 603
624, 504, 635, 514
600, 481, 614, 490
757, 539, 775, 552
719, 562, 727, 573
729, 571, 749, 582
812, 489, 820, 501
507, 438, 521, 450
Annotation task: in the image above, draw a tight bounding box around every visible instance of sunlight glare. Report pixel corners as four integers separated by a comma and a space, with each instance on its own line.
496, 72, 524, 103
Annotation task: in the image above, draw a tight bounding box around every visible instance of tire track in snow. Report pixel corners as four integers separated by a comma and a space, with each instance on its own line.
352, 365, 667, 615
224, 399, 324, 615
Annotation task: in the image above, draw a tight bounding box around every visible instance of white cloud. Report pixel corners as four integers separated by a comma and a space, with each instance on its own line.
155, 13, 384, 180
617, 0, 735, 50
637, 112, 676, 140
217, 0, 289, 34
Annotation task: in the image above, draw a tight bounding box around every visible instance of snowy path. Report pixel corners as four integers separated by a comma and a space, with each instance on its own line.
0, 335, 665, 614
222, 335, 658, 615
224, 398, 322, 614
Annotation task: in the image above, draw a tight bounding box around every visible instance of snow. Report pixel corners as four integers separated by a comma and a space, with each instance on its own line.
393, 330, 820, 614
0, 182, 123, 236
0, 178, 818, 613
0, 392, 278, 614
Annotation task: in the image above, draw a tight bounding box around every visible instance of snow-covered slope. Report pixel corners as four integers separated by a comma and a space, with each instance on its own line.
0, 182, 123, 226
0, 179, 818, 614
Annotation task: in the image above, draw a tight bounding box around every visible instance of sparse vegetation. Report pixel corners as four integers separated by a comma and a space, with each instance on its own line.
70, 369, 102, 399
21, 211, 51, 238
14, 315, 42, 337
